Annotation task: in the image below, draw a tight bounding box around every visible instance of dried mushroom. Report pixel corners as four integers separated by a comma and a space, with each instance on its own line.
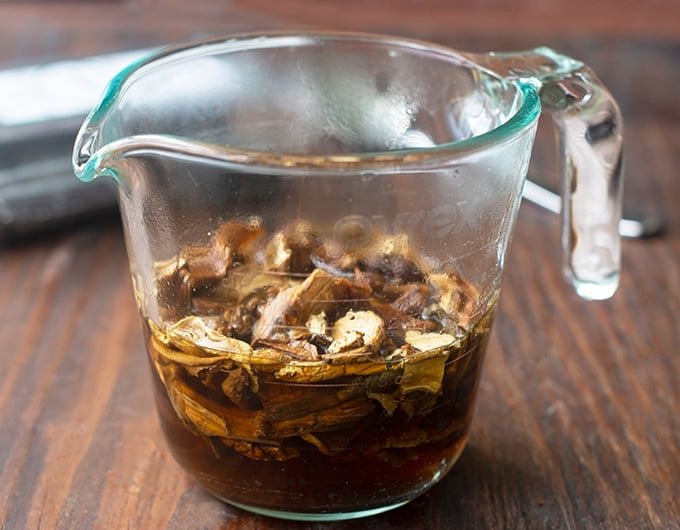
427, 272, 479, 328
329, 310, 385, 354
146, 215, 496, 474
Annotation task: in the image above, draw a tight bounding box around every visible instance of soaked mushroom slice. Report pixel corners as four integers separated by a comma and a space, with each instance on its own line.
273, 357, 391, 383
310, 237, 358, 276
253, 338, 320, 361
221, 269, 296, 341
164, 370, 231, 439
180, 244, 230, 288
399, 355, 448, 397
154, 255, 188, 307
427, 272, 479, 329
219, 438, 300, 461
359, 233, 426, 283
305, 312, 328, 336
151, 219, 264, 320
263, 232, 293, 272
162, 317, 299, 371
329, 310, 385, 354
372, 302, 438, 344
154, 338, 235, 371
392, 283, 430, 315
251, 285, 298, 341
257, 396, 377, 440
404, 330, 457, 352
166, 316, 253, 357
213, 217, 264, 262
221, 366, 259, 409
221, 264, 297, 303
326, 331, 365, 356
252, 269, 336, 340
280, 219, 318, 273
163, 369, 273, 442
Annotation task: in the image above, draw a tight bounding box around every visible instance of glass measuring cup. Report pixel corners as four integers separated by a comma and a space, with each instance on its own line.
73, 31, 623, 521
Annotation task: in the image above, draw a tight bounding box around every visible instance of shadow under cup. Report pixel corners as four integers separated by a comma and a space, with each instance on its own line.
73, 32, 542, 520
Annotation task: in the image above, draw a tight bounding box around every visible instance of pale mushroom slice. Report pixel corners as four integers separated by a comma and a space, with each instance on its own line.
427, 272, 479, 329
329, 310, 385, 354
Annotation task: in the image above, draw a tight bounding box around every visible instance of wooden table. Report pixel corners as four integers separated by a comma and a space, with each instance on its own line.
1, 2, 678, 528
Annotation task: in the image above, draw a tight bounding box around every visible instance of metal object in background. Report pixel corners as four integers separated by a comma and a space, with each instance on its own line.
522, 180, 664, 239
0, 49, 153, 243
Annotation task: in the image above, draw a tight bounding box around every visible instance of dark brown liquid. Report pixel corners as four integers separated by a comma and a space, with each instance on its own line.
145, 307, 493, 515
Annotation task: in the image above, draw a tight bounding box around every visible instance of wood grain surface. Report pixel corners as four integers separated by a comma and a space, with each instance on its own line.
1, 2, 679, 529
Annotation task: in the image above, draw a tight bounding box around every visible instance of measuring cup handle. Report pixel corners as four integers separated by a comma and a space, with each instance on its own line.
472, 48, 624, 299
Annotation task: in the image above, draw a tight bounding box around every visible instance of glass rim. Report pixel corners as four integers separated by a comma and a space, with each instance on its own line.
78, 30, 542, 174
